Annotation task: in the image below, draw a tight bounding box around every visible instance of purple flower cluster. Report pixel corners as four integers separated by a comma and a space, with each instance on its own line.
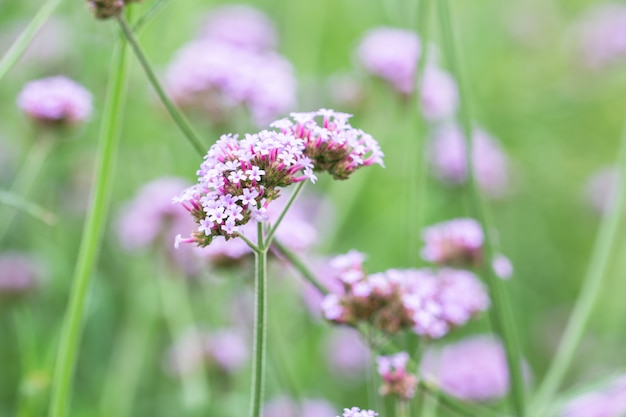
355, 27, 459, 121
377, 352, 418, 399
164, 327, 247, 376
0, 252, 39, 296
199, 4, 277, 51
166, 5, 294, 126
270, 109, 384, 180
338, 407, 378, 417
17, 76, 92, 126
575, 4, 626, 69
421, 218, 484, 266
174, 130, 316, 247
322, 253, 489, 338
420, 335, 513, 401
560, 375, 626, 417
428, 124, 510, 198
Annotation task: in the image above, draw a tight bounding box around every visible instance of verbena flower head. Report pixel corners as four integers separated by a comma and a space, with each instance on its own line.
575, 4, 626, 69
174, 131, 316, 247
322, 255, 489, 338
377, 352, 418, 399
17, 76, 92, 126
263, 396, 336, 417
166, 40, 296, 126
420, 66, 459, 121
428, 124, 510, 198
338, 407, 378, 417
270, 109, 384, 180
0, 252, 39, 296
87, 0, 142, 19
421, 218, 484, 267
357, 27, 420, 95
200, 4, 277, 51
559, 375, 626, 417
420, 334, 513, 401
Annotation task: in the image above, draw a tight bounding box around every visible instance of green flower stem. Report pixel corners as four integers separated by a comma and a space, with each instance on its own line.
437, 1, 526, 416
530, 117, 626, 416
115, 15, 206, 156
250, 222, 268, 417
0, 190, 57, 227
397, 400, 410, 417
406, 0, 433, 266
0, 0, 63, 82
132, 0, 170, 32
272, 239, 329, 295
420, 389, 439, 417
0, 135, 55, 243
47, 37, 130, 417
265, 181, 306, 245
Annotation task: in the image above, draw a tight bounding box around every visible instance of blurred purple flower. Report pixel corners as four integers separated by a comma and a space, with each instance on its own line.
584, 166, 620, 215
199, 4, 277, 51
421, 334, 515, 401
420, 66, 459, 121
560, 376, 626, 417
575, 4, 626, 69
165, 40, 296, 126
324, 328, 370, 378
428, 124, 510, 198
492, 254, 513, 279
377, 351, 418, 399
356, 27, 420, 95
17, 76, 92, 126
421, 218, 484, 267
263, 396, 336, 417
0, 252, 39, 296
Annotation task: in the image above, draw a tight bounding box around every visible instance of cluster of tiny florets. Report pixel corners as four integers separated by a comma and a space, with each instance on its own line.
86, 0, 142, 19
174, 131, 316, 247
338, 407, 378, 417
17, 76, 92, 126
421, 218, 484, 267
376, 352, 418, 400
322, 252, 489, 338
270, 109, 384, 180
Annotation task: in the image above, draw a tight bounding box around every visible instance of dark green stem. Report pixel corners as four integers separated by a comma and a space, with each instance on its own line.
249, 222, 268, 417
437, 1, 526, 416
47, 36, 130, 417
115, 15, 206, 155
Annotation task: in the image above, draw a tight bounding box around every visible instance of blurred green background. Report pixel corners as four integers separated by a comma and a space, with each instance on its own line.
1, 0, 625, 416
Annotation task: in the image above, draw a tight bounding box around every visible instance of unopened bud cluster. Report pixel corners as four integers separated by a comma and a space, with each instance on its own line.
376, 352, 418, 400
87, 0, 143, 19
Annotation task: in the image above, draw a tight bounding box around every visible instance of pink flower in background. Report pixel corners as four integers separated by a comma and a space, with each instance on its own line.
428, 124, 510, 198
0, 252, 39, 295
356, 27, 420, 95
584, 166, 620, 215
493, 254, 513, 279
263, 396, 336, 417
165, 40, 296, 125
325, 328, 370, 378
421, 218, 484, 267
200, 4, 277, 51
17, 76, 92, 126
420, 335, 513, 401
420, 66, 459, 121
377, 352, 418, 399
559, 376, 626, 417
338, 407, 378, 417
575, 4, 626, 69
164, 327, 247, 376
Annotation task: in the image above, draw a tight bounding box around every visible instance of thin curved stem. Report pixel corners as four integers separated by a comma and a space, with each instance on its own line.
272, 239, 329, 295
115, 15, 206, 155
0, 0, 63, 82
47, 37, 130, 417
249, 222, 268, 417
438, 1, 526, 416
530, 116, 626, 415
0, 190, 57, 227
265, 181, 306, 246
